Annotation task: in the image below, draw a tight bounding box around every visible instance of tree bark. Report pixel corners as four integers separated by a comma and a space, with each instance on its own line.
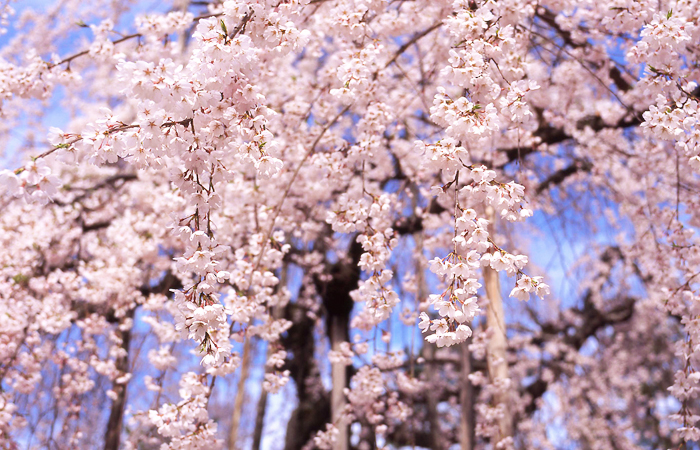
283, 302, 330, 450
423, 344, 443, 450
318, 240, 361, 450
251, 380, 268, 450
252, 267, 287, 450
229, 337, 253, 450
459, 340, 475, 450
484, 207, 513, 442
103, 309, 134, 450
330, 315, 349, 450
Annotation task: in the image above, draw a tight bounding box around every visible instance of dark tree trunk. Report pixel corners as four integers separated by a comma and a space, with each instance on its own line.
282, 303, 331, 450
282, 239, 363, 449
104, 309, 134, 450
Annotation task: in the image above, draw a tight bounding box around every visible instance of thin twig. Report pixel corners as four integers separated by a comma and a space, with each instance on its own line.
46, 11, 225, 69
385, 21, 443, 69
14, 124, 139, 175
251, 103, 352, 275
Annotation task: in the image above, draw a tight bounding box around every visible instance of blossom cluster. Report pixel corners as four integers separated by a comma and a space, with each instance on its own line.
3, 0, 700, 448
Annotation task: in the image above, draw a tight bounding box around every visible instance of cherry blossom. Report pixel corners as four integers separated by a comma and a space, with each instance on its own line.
1, 0, 699, 448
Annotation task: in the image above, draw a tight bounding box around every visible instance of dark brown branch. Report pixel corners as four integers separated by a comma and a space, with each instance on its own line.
49, 34, 141, 69
229, 12, 253, 39
54, 172, 138, 208
497, 112, 641, 169
535, 160, 592, 194
522, 246, 638, 414
385, 21, 443, 69
534, 7, 633, 94
609, 66, 632, 92
535, 8, 585, 49
523, 294, 636, 414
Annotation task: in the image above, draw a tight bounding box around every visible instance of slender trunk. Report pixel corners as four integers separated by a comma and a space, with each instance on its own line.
484, 207, 513, 441
177, 0, 190, 52
424, 344, 443, 450
252, 264, 287, 450
251, 383, 268, 450
229, 337, 253, 450
330, 315, 348, 450
459, 340, 474, 450
416, 229, 442, 449
104, 309, 134, 450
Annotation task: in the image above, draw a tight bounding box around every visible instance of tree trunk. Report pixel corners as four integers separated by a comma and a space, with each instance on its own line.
484, 207, 513, 442
252, 267, 287, 450
423, 344, 443, 450
251, 379, 268, 450
104, 309, 134, 450
229, 337, 253, 450
459, 340, 475, 450
330, 315, 348, 450
319, 240, 361, 450
282, 302, 331, 450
